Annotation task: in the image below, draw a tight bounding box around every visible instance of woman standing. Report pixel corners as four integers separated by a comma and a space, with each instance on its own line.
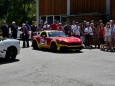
104, 22, 112, 51
98, 23, 105, 50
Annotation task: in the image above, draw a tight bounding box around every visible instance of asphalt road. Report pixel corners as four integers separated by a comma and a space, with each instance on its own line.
0, 41, 115, 86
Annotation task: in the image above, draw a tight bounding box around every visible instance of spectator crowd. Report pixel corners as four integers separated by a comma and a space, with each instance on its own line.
0, 19, 115, 52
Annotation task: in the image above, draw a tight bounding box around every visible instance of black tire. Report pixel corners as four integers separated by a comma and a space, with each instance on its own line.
32, 40, 38, 50
5, 47, 17, 60
50, 42, 57, 52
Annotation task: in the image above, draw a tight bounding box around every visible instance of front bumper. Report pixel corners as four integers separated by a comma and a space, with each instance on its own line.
57, 44, 83, 51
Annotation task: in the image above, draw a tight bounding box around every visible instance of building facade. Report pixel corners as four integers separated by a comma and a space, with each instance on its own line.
110, 0, 115, 20
36, 0, 114, 24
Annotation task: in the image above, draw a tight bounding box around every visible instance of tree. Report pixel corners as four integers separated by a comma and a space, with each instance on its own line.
0, 0, 36, 25
0, 0, 10, 19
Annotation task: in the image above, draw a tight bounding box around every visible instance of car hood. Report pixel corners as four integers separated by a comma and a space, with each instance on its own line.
52, 37, 81, 43
0, 38, 19, 43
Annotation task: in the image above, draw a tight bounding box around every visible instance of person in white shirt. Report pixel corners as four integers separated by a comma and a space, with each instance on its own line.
104, 22, 112, 51
71, 21, 76, 30
84, 22, 93, 48
43, 21, 50, 30
72, 22, 81, 38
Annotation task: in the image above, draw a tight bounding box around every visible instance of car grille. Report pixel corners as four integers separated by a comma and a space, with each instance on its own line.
66, 42, 81, 46
60, 46, 83, 50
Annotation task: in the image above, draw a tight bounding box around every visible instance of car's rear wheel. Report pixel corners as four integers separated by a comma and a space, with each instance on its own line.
5, 47, 17, 60
32, 40, 38, 50
50, 42, 57, 52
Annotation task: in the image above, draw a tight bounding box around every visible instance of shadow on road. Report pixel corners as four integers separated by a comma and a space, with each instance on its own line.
0, 58, 19, 65
33, 48, 83, 54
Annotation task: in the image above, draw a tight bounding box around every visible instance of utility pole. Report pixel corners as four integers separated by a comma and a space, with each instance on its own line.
36, 0, 39, 28
106, 0, 110, 21
67, 0, 70, 15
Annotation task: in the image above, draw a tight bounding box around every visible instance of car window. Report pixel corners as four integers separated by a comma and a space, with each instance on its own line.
41, 32, 47, 37
48, 31, 65, 37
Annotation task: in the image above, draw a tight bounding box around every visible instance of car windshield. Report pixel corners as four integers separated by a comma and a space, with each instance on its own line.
48, 31, 66, 37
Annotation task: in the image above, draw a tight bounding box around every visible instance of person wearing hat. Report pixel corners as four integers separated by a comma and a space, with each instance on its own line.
43, 21, 50, 30
57, 23, 64, 31
11, 21, 18, 39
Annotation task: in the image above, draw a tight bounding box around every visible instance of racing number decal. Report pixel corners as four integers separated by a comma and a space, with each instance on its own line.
40, 39, 47, 45
40, 39, 45, 44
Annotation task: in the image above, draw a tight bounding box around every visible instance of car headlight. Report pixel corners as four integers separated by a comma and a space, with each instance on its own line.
57, 40, 66, 44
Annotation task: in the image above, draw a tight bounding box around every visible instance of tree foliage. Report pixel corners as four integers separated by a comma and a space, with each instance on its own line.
0, 0, 36, 25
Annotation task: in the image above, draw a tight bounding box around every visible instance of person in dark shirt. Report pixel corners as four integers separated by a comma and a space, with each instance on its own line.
11, 21, 18, 39
31, 21, 37, 37
25, 21, 31, 31
0, 21, 9, 38
21, 23, 30, 48
64, 21, 72, 36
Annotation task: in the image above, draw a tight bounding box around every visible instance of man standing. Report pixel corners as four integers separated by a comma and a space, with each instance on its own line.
71, 22, 81, 38
64, 21, 72, 36
57, 23, 64, 31
43, 21, 50, 30
50, 20, 59, 30
84, 22, 93, 48
31, 21, 37, 37
21, 23, 30, 48
0, 21, 9, 38
11, 21, 18, 39
25, 21, 31, 31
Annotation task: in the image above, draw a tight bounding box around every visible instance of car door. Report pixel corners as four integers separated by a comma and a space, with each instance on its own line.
40, 32, 48, 47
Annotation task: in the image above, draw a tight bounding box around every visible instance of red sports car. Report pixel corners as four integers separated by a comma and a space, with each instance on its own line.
32, 30, 83, 52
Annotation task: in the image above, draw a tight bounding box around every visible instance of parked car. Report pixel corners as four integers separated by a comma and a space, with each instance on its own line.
32, 30, 83, 52
0, 38, 20, 60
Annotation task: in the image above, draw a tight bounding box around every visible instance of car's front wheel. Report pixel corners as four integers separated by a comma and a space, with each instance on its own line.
50, 42, 57, 52
5, 47, 17, 60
